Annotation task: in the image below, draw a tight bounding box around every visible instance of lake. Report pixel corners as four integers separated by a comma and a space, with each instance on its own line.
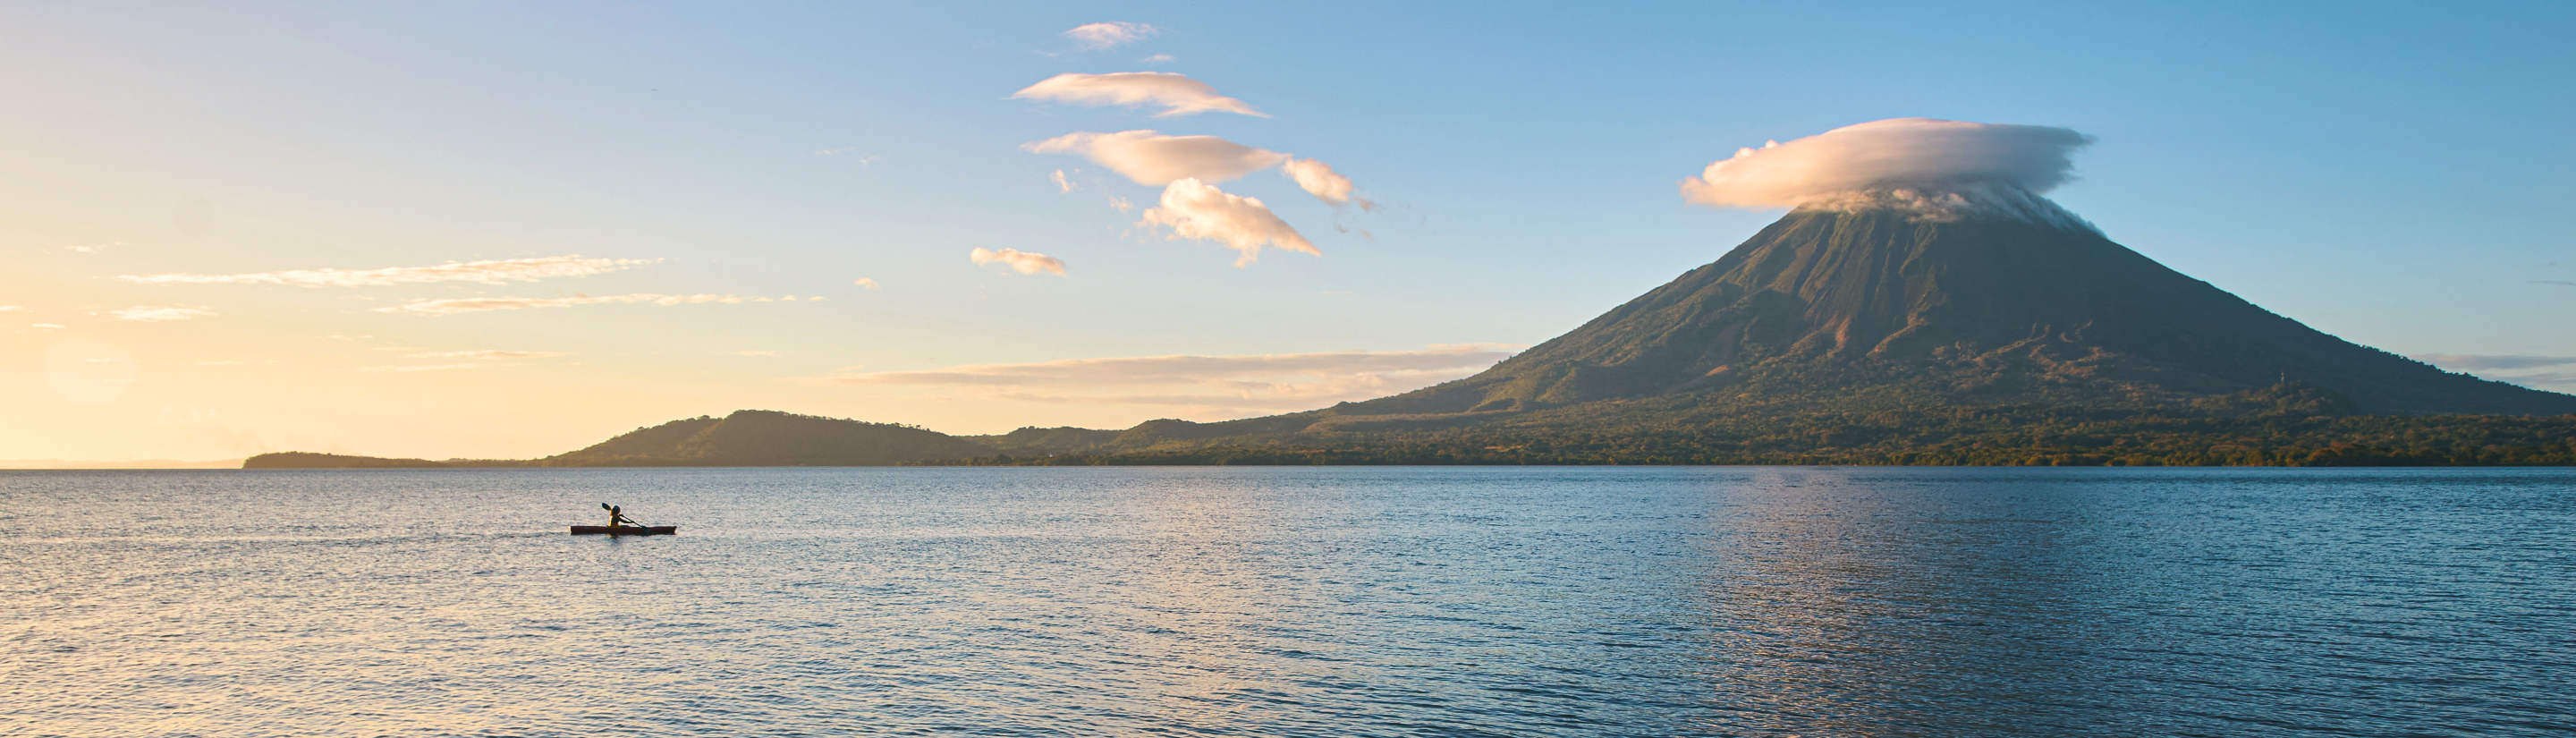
4, 467, 2572, 736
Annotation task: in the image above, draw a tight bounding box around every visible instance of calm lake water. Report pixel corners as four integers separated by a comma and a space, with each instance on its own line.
4, 467, 2572, 737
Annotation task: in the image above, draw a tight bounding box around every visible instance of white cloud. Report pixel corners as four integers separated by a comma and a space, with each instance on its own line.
853, 277, 879, 289
1140, 54, 1175, 64
1064, 21, 1157, 49
2411, 353, 2576, 392
1281, 157, 1373, 210
813, 148, 877, 165
404, 350, 568, 360
376, 293, 758, 316
108, 306, 216, 322
1013, 72, 1265, 118
118, 255, 658, 288
1051, 169, 1075, 193
2411, 353, 2576, 370
1026, 131, 1370, 209
970, 247, 1066, 276
1680, 118, 2093, 210
0, 306, 19, 311
1025, 130, 1287, 185
808, 344, 1519, 414
1140, 178, 1317, 267
1108, 196, 1133, 213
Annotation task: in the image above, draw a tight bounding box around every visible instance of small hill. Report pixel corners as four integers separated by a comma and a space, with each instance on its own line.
243, 452, 451, 469
976, 426, 1124, 455
242, 411, 994, 468
542, 410, 993, 466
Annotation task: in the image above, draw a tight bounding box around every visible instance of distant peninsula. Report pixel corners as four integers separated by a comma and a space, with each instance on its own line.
249, 193, 2576, 469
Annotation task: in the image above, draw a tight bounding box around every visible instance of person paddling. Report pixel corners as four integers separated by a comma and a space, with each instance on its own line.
603, 503, 640, 529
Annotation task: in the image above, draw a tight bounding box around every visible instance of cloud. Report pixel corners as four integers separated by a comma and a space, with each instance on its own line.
2411, 353, 2576, 371
376, 293, 758, 316
0, 306, 19, 311
1051, 169, 1075, 193
1063, 21, 1157, 49
1026, 131, 1372, 208
970, 247, 1066, 276
405, 350, 568, 360
361, 364, 479, 372
806, 344, 1519, 414
1108, 195, 1133, 212
1140, 178, 1317, 267
118, 255, 658, 288
813, 147, 876, 163
108, 306, 216, 322
1013, 72, 1265, 117
1281, 157, 1373, 210
1680, 118, 2094, 210
2532, 280, 2576, 287
1026, 130, 1287, 185
32, 323, 66, 330
1140, 54, 1175, 64
853, 277, 879, 289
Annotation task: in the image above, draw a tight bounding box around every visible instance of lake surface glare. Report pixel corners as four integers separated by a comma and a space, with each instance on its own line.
4, 467, 2572, 737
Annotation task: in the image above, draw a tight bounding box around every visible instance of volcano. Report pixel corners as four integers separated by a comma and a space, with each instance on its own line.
1338, 185, 2572, 420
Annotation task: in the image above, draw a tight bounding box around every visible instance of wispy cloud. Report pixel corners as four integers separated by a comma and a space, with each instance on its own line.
119, 255, 658, 288
814, 148, 877, 165
2532, 279, 2576, 287
1013, 72, 1264, 118
405, 350, 569, 360
31, 323, 66, 330
736, 350, 781, 358
108, 306, 216, 322
970, 248, 1066, 276
1140, 178, 1316, 267
1063, 21, 1157, 49
0, 305, 19, 311
1025, 131, 1372, 208
1282, 157, 1374, 210
2412, 353, 2576, 393
2411, 353, 2576, 371
1051, 169, 1076, 193
361, 363, 479, 372
375, 293, 760, 316
1026, 130, 1287, 185
807, 344, 1519, 414
1140, 54, 1175, 64
853, 277, 880, 290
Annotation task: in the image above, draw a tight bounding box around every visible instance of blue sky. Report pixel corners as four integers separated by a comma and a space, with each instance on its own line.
4, 1, 2572, 460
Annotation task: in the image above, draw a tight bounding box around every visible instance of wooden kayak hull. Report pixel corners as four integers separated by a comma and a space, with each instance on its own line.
569, 525, 677, 536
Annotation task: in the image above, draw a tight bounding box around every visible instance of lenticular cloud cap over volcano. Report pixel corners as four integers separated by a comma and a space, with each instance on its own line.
1681, 118, 2093, 209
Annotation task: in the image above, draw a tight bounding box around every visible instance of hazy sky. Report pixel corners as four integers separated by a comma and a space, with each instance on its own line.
5, 1, 2573, 461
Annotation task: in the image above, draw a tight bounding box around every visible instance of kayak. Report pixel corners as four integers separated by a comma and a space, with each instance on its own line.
569, 525, 677, 536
